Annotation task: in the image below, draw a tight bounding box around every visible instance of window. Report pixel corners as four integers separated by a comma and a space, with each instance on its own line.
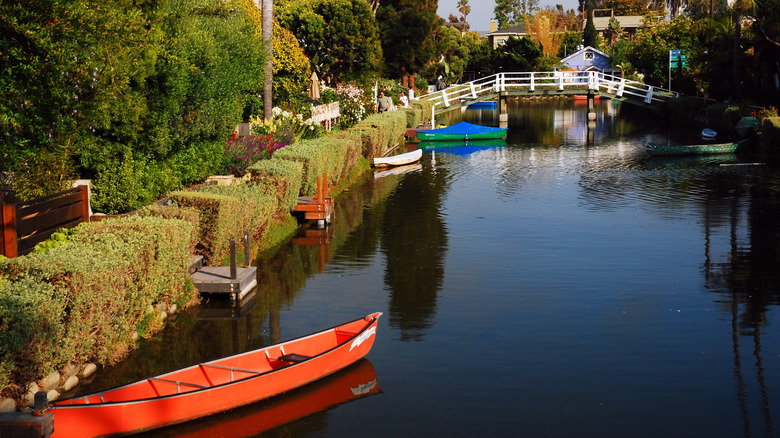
584, 52, 594, 60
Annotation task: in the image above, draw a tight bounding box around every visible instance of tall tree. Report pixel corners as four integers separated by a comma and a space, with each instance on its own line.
583, 0, 598, 47
495, 0, 540, 29
262, 0, 273, 122
277, 0, 382, 84
377, 0, 441, 88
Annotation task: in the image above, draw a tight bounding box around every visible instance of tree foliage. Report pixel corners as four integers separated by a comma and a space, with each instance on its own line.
377, 0, 442, 86
494, 0, 540, 29
277, 0, 382, 85
1, 0, 268, 211
583, 1, 598, 47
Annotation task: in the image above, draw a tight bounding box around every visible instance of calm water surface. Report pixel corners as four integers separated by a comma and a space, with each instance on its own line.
79, 99, 780, 437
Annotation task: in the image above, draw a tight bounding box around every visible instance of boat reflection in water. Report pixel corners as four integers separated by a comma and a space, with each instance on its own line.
140, 359, 379, 437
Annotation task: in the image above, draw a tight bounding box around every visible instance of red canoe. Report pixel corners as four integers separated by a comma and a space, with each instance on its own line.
50, 312, 382, 438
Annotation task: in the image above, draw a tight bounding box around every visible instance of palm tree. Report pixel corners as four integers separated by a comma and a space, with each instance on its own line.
731, 0, 757, 93
262, 0, 273, 122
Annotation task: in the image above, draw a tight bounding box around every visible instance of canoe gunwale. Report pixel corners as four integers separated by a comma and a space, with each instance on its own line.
645, 139, 748, 156
51, 313, 382, 410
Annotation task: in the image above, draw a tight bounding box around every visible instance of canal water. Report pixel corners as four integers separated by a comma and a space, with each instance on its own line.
77, 99, 780, 437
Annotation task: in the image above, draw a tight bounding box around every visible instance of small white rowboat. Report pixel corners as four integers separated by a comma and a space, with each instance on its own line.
373, 149, 422, 168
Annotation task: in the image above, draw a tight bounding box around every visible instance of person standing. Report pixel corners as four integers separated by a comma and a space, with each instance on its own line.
376, 91, 392, 113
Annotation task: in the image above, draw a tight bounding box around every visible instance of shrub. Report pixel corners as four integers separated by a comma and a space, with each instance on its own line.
247, 159, 304, 215
272, 137, 348, 195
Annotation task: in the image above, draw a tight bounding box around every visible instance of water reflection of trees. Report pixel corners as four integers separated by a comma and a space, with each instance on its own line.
381, 164, 449, 342
579, 156, 779, 437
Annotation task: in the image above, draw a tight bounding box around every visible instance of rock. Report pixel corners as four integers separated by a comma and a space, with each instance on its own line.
159, 311, 168, 322
131, 331, 139, 342
0, 397, 16, 412
61, 375, 79, 392
168, 303, 178, 314
47, 389, 60, 402
61, 363, 79, 378
156, 302, 168, 312
23, 383, 39, 406
79, 363, 97, 379
41, 370, 60, 391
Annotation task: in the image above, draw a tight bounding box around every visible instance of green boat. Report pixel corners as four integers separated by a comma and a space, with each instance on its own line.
645, 138, 750, 156
417, 138, 507, 150
415, 121, 507, 141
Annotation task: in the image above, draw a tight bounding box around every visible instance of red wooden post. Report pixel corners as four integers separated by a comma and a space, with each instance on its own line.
323, 173, 329, 198
316, 176, 323, 204
1, 203, 17, 258
78, 184, 90, 222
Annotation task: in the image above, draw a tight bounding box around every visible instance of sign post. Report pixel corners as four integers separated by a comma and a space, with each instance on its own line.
668, 50, 687, 91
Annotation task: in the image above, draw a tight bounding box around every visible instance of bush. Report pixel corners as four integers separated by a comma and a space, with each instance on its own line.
169, 185, 274, 264
761, 117, 780, 151
247, 159, 304, 215
272, 137, 350, 195
0, 215, 196, 385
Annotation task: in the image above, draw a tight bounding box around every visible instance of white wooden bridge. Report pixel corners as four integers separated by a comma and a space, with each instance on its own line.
420, 71, 678, 114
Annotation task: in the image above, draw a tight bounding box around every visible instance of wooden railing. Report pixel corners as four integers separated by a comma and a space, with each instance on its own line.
1, 185, 90, 257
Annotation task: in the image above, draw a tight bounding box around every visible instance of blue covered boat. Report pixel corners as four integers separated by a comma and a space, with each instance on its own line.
415, 122, 507, 141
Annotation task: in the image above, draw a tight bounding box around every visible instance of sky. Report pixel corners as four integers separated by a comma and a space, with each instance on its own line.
437, 0, 580, 32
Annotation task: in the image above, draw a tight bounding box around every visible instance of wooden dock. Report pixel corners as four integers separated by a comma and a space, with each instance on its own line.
190, 234, 256, 301
293, 174, 333, 223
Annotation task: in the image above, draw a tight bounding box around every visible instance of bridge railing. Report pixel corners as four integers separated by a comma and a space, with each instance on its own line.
420, 71, 678, 112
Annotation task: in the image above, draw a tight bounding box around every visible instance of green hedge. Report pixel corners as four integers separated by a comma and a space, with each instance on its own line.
404, 107, 421, 128
761, 117, 780, 151
0, 216, 196, 387
170, 184, 274, 264
412, 99, 433, 124
247, 159, 304, 215
272, 137, 349, 196
355, 110, 407, 157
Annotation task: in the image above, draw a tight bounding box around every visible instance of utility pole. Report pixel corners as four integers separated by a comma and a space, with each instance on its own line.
262, 0, 273, 122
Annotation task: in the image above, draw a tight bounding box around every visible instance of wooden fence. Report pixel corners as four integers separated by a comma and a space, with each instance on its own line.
1, 185, 90, 258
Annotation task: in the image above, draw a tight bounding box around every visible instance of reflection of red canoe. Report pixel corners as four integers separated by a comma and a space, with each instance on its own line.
152, 359, 379, 438
573, 95, 601, 100
50, 313, 382, 438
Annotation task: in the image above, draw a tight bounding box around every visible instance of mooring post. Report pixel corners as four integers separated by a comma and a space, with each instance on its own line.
316, 176, 323, 204
230, 239, 237, 280
323, 173, 329, 198
243, 230, 250, 268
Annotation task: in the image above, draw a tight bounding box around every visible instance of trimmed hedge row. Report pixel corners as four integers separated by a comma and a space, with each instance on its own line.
0, 107, 408, 400
0, 216, 196, 390
761, 117, 780, 150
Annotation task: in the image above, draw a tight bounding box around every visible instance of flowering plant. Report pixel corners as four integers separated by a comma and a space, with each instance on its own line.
335, 84, 371, 128
220, 134, 290, 177
249, 107, 323, 142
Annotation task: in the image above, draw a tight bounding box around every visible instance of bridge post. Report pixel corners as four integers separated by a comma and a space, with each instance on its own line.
557, 71, 564, 91
644, 86, 654, 104
617, 79, 625, 97
470, 82, 477, 98
530, 73, 535, 92
441, 89, 450, 107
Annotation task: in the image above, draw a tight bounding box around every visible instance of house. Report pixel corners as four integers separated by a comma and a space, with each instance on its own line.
587, 9, 644, 40
560, 46, 611, 71
485, 19, 528, 49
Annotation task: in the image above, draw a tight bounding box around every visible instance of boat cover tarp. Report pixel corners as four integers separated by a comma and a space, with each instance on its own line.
417, 122, 505, 136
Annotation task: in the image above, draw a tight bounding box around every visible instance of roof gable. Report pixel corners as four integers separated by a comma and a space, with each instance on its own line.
560, 46, 610, 64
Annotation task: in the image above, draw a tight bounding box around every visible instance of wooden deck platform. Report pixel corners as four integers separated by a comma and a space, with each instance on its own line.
293, 174, 333, 223
191, 266, 257, 301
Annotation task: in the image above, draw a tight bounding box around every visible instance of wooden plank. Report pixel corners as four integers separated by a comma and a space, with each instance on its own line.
15, 188, 82, 218
1, 204, 17, 258
17, 203, 84, 236
17, 218, 82, 256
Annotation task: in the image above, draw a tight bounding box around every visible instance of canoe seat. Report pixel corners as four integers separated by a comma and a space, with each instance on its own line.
278, 353, 311, 363
148, 377, 208, 394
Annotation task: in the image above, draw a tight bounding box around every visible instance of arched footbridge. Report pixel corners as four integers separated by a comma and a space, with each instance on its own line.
420, 71, 678, 115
